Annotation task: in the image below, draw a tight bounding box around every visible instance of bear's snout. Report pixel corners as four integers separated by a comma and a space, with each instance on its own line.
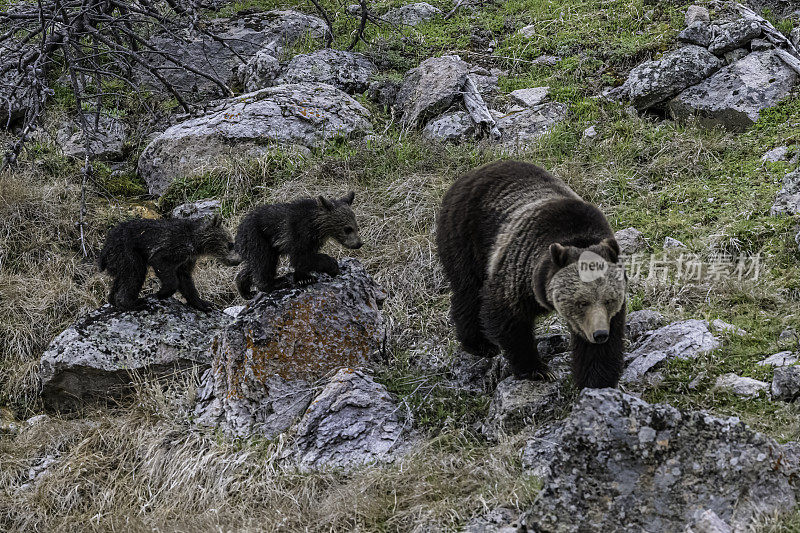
592, 329, 609, 343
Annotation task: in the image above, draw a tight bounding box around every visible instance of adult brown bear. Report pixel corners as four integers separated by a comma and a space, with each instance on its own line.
435, 160, 627, 389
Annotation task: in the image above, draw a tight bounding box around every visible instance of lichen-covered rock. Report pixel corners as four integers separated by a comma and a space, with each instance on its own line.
40, 298, 229, 410
137, 10, 328, 97
615, 227, 646, 255
422, 111, 475, 142
714, 373, 769, 399
678, 22, 713, 47
292, 369, 409, 470
669, 51, 798, 132
278, 49, 377, 94
57, 113, 128, 160
235, 44, 282, 93
383, 2, 441, 27
757, 351, 798, 367
396, 55, 472, 127
685, 5, 710, 26
620, 46, 722, 110
771, 168, 800, 216
525, 388, 800, 532
494, 102, 569, 146
138, 83, 372, 195
193, 259, 386, 438
771, 366, 800, 402
482, 354, 571, 439
622, 319, 719, 384
707, 20, 762, 55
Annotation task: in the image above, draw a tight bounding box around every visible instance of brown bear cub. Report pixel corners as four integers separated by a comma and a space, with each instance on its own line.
98, 215, 241, 311
436, 160, 627, 389
235, 192, 363, 299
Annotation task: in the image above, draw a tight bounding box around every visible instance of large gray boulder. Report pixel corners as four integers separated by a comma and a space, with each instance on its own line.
526, 388, 800, 532
194, 259, 386, 438
57, 113, 128, 160
138, 83, 372, 195
383, 2, 441, 27
40, 298, 229, 410
292, 369, 409, 470
622, 319, 719, 384
138, 10, 329, 97
669, 51, 798, 132
396, 55, 472, 127
771, 168, 800, 216
620, 46, 723, 110
278, 49, 377, 94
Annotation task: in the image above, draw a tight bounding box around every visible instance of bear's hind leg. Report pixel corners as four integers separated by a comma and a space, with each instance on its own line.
235, 266, 255, 299
251, 247, 279, 293
450, 287, 498, 357
177, 263, 213, 311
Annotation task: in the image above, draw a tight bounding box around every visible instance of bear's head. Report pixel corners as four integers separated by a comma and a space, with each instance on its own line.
197, 214, 242, 266
547, 238, 626, 344
317, 191, 363, 250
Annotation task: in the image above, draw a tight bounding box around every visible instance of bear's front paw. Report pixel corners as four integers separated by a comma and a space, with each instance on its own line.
190, 299, 214, 312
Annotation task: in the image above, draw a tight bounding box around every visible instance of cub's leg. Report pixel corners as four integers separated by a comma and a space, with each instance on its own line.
235, 266, 255, 299
292, 252, 339, 285
176, 263, 212, 311
251, 246, 279, 294
113, 252, 148, 310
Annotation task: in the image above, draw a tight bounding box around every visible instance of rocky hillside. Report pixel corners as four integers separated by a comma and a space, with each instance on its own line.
2, 0, 800, 531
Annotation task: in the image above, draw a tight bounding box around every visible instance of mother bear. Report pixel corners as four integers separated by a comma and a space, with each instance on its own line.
436, 160, 627, 389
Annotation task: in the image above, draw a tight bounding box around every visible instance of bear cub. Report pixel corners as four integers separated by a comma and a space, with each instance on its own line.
235, 192, 363, 299
436, 160, 627, 389
98, 215, 241, 311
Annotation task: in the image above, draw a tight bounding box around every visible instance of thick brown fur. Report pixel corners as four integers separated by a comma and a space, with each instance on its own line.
98, 215, 241, 311
436, 160, 627, 389
234, 192, 363, 299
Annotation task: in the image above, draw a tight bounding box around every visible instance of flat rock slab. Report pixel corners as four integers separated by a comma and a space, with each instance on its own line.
714, 373, 769, 399
194, 259, 386, 438
40, 298, 229, 410
757, 351, 799, 367
278, 49, 377, 94
57, 113, 127, 160
771, 168, 800, 216
621, 45, 722, 110
138, 83, 372, 195
526, 388, 800, 532
422, 111, 475, 142
507, 87, 549, 108
494, 103, 569, 146
669, 51, 798, 132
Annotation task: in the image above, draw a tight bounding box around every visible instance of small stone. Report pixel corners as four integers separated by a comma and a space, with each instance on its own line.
663, 236, 687, 249
685, 509, 732, 533
762, 146, 789, 163
771, 366, 800, 402
582, 125, 598, 143
518, 25, 537, 38
422, 111, 475, 142
714, 373, 769, 398
710, 319, 746, 336
615, 227, 646, 254
685, 5, 710, 27
757, 351, 798, 367
507, 87, 549, 108
723, 48, 749, 65
222, 305, 245, 318
625, 309, 665, 341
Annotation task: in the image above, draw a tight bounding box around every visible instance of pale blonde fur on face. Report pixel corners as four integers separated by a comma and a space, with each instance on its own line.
547, 262, 626, 343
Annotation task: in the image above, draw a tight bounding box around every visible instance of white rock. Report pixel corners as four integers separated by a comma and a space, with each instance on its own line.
507, 87, 549, 108
757, 351, 798, 367
714, 373, 769, 398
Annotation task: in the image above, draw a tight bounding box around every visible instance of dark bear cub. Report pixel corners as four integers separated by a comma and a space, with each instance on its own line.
436, 160, 627, 389
235, 192, 363, 299
98, 215, 241, 311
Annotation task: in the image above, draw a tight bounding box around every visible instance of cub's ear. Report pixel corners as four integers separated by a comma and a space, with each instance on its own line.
549, 243, 569, 268
600, 237, 620, 263
343, 191, 355, 205
317, 196, 335, 211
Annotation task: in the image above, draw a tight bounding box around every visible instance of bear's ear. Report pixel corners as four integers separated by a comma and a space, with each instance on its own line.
600, 237, 620, 263
549, 243, 570, 268
317, 196, 335, 211
343, 191, 355, 205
